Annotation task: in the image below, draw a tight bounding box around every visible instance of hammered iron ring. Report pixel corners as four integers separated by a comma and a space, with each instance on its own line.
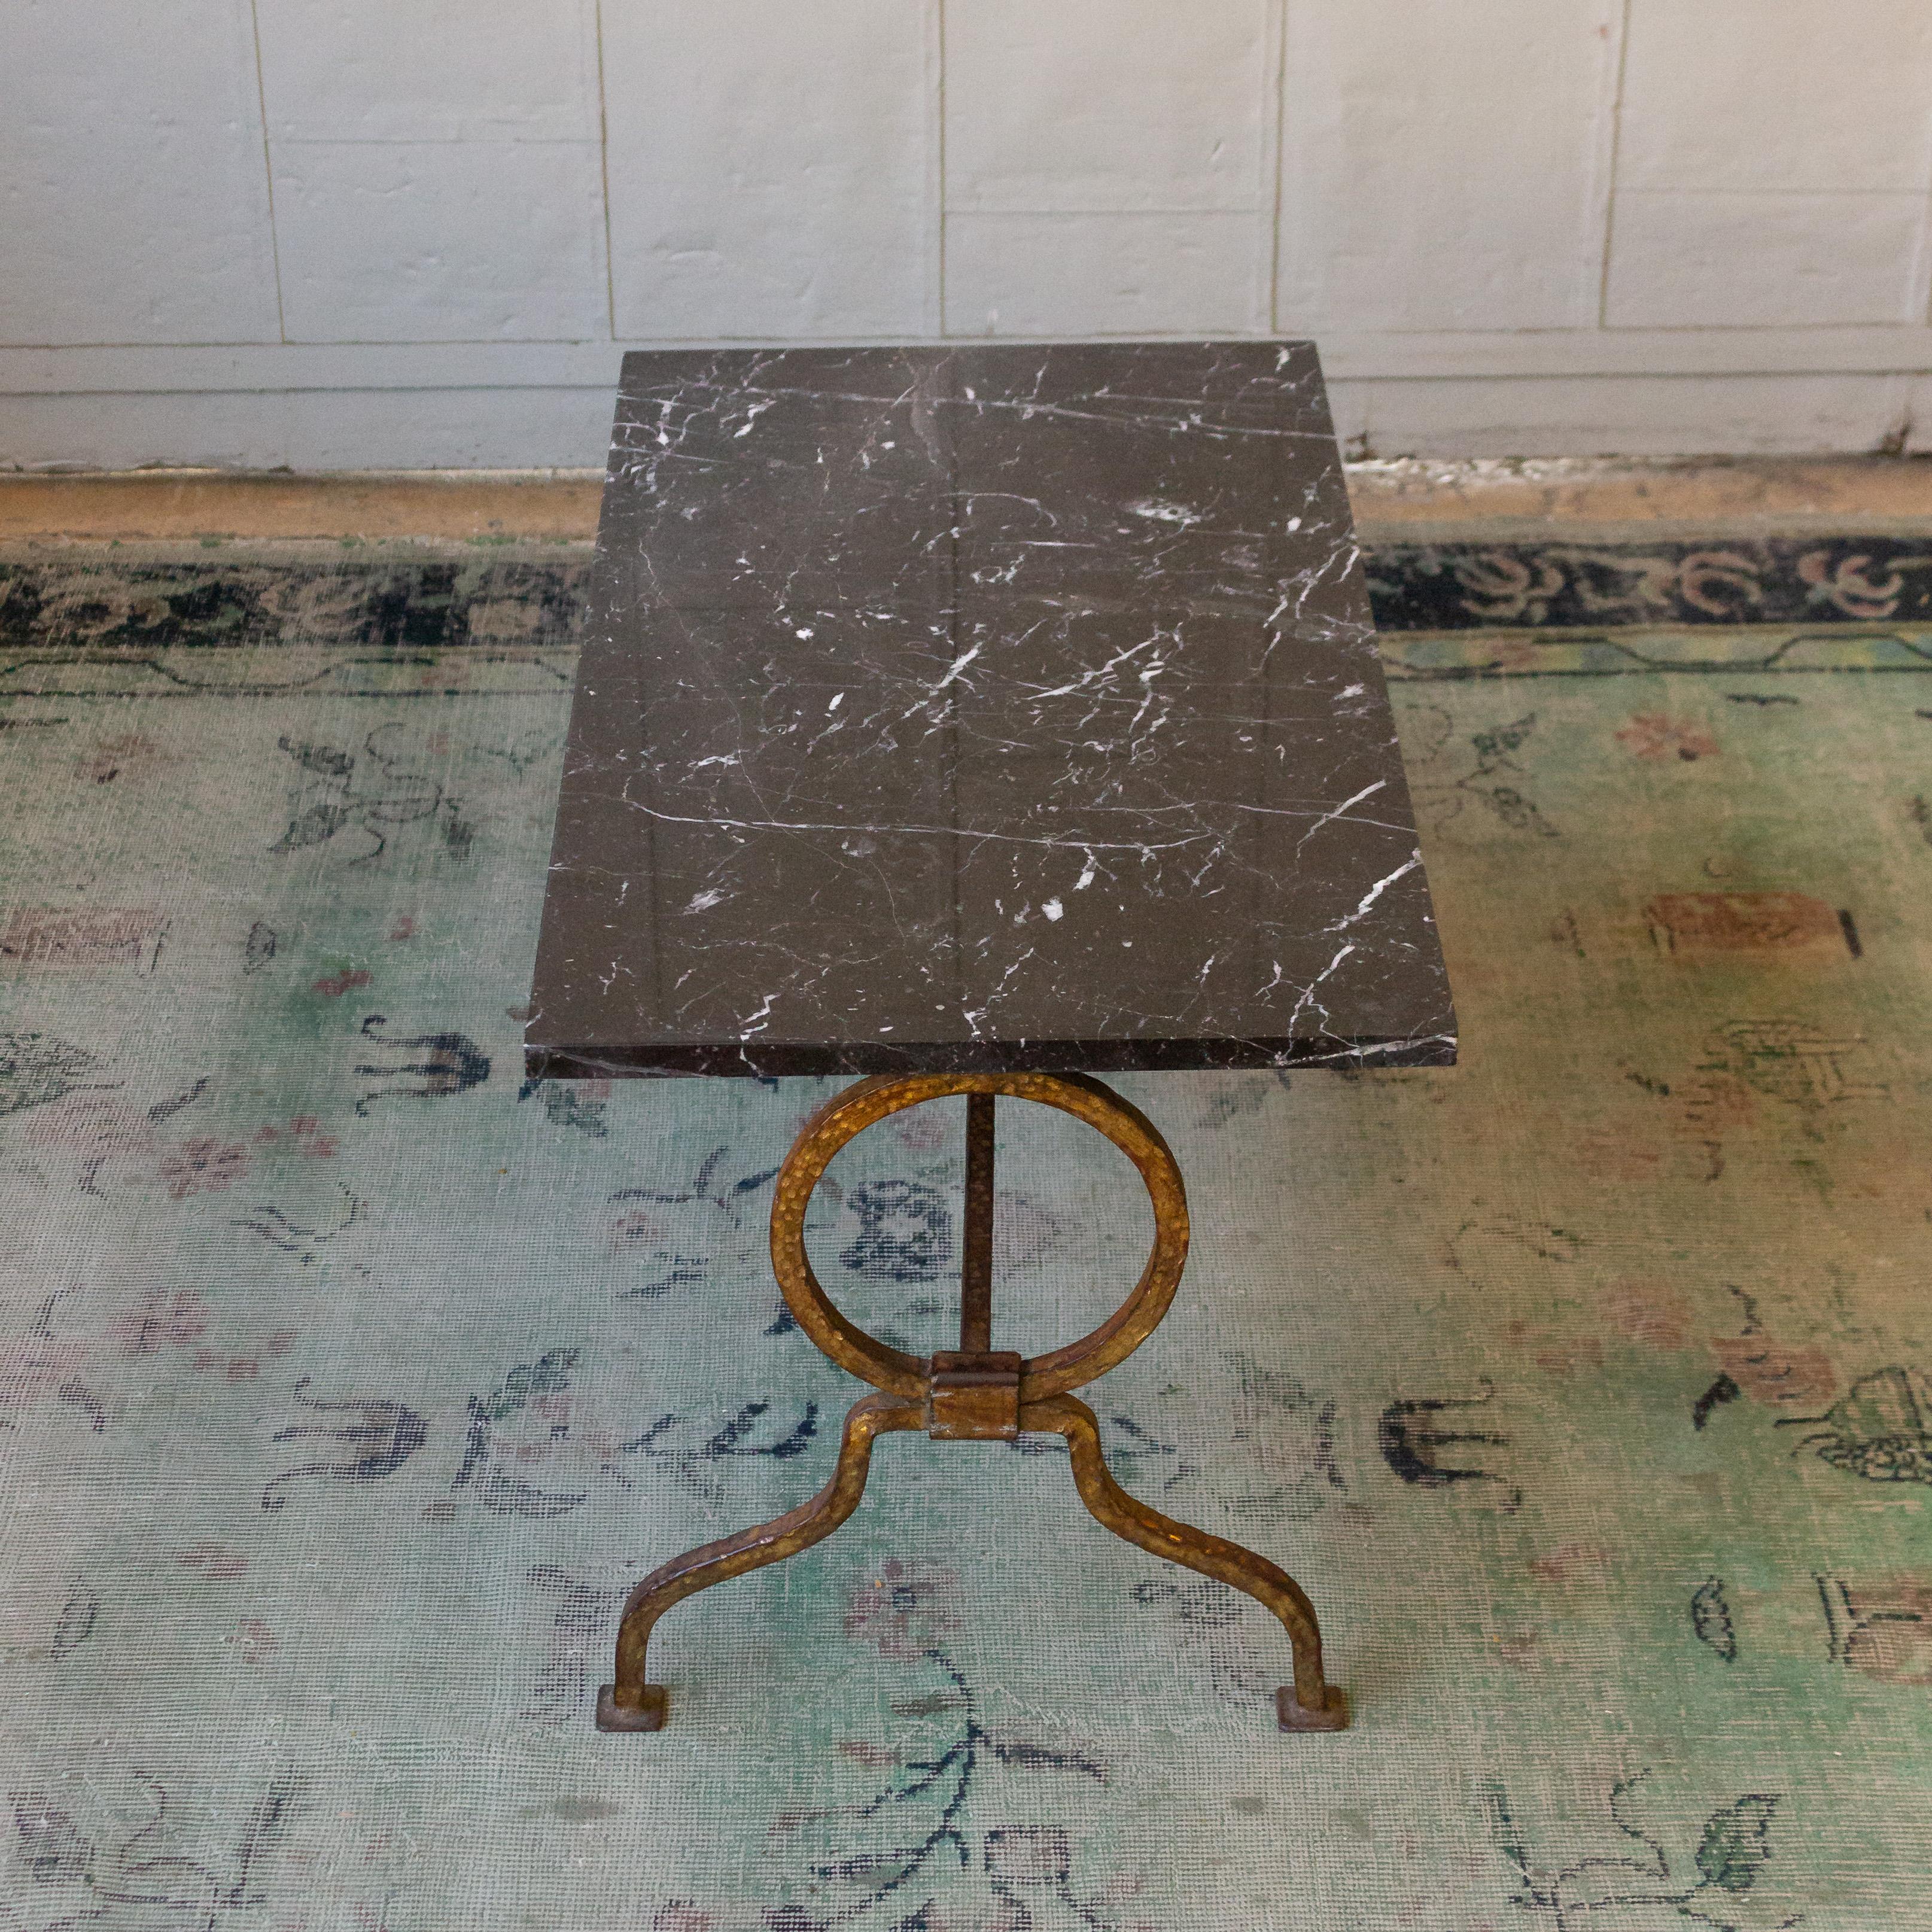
768, 1069, 1189, 1404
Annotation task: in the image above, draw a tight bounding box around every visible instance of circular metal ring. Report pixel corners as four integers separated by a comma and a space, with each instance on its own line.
769, 1070, 1189, 1402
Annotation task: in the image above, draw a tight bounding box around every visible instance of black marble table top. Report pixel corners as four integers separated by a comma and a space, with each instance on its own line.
526, 343, 1455, 1079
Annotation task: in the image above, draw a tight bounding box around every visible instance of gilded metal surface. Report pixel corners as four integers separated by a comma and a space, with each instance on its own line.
597, 1392, 922, 1733
768, 1070, 1190, 1404
601, 1069, 1347, 1735
1019, 1392, 1346, 1730
926, 1350, 1023, 1440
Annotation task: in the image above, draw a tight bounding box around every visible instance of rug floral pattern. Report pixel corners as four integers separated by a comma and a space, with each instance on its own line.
1364, 536, 1932, 631
1, 550, 1929, 1930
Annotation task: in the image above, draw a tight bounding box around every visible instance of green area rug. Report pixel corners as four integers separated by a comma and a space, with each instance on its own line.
1, 543, 1929, 1931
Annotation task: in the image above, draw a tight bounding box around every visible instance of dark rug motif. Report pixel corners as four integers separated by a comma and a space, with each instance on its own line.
1365, 536, 1932, 631
0, 556, 586, 655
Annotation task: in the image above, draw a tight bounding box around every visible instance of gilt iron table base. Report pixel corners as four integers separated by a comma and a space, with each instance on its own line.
595, 1070, 1349, 1736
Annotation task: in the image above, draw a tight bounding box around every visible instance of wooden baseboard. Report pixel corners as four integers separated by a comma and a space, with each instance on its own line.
0, 471, 603, 543
3, 457, 1931, 543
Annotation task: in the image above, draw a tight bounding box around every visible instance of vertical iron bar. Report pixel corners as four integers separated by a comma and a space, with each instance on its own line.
960, 1091, 996, 1353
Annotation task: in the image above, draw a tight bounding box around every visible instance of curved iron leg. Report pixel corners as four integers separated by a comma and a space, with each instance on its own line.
1021, 1392, 1349, 1732
597, 1391, 924, 1732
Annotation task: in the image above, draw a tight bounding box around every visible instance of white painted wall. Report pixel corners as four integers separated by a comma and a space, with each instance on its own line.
6, 0, 1932, 467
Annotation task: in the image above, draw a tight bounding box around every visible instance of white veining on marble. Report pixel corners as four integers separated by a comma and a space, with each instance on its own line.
527, 342, 1456, 1077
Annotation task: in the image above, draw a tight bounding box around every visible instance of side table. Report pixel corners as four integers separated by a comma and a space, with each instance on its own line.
526, 344, 1456, 1735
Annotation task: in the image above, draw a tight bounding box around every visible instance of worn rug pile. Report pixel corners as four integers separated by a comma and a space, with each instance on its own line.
1, 536, 1929, 1930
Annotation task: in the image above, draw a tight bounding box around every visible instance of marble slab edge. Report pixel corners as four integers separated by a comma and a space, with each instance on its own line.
523, 1032, 1458, 1082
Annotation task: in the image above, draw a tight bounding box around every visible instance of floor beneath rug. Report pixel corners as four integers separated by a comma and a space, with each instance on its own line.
1, 543, 1928, 1931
